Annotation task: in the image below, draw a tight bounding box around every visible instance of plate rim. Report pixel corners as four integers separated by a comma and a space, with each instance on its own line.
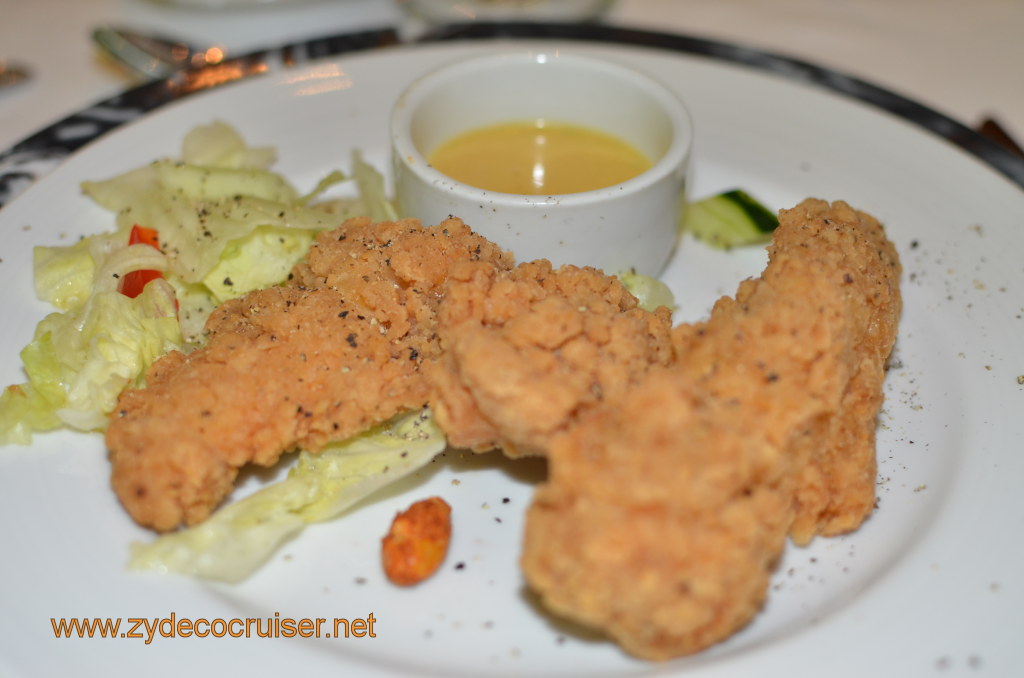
0, 21, 1021, 211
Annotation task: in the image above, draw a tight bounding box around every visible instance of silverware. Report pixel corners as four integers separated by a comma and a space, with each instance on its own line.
0, 60, 31, 90
92, 26, 227, 80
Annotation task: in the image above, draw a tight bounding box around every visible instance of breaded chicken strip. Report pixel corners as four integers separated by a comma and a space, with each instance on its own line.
427, 260, 676, 457
521, 199, 901, 660
107, 217, 512, 531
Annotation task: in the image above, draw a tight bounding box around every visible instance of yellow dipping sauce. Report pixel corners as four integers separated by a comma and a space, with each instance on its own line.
427, 120, 652, 195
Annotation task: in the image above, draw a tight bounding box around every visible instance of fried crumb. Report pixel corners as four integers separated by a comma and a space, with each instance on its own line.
381, 496, 452, 586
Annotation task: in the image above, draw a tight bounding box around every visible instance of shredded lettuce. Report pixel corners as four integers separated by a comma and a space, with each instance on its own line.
179, 119, 277, 170
32, 238, 99, 311
165, 278, 219, 347
2, 120, 399, 443
0, 384, 62, 446
129, 409, 445, 583
1, 119, 441, 583
1, 280, 182, 441
2, 227, 180, 443
298, 169, 348, 206
153, 160, 301, 203
352, 149, 398, 222
202, 225, 317, 304
81, 165, 339, 285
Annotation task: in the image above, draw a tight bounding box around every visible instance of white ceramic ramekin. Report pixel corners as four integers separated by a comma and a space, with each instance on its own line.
390, 51, 693, 276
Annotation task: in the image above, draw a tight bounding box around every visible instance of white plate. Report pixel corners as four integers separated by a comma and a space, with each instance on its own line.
1, 39, 1022, 678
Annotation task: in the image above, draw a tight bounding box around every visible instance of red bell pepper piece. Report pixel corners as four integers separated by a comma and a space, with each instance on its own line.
119, 225, 164, 298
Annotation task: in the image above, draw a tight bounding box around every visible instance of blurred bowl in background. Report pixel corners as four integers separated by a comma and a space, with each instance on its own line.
397, 0, 614, 24
142, 0, 311, 9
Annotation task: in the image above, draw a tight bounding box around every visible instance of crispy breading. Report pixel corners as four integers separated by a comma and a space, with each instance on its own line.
381, 496, 452, 586
106, 197, 902, 661
521, 199, 901, 660
107, 217, 513, 532
427, 259, 676, 456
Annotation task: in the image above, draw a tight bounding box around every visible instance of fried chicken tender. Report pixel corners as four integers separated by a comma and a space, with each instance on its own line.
107, 217, 513, 532
427, 260, 676, 457
521, 199, 901, 660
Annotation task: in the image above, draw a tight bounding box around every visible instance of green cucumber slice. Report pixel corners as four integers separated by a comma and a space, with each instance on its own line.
682, 189, 778, 249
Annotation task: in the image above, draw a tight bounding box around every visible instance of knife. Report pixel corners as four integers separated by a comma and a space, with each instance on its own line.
93, 26, 215, 80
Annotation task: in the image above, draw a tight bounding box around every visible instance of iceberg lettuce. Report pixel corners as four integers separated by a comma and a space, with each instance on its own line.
0, 280, 182, 442
3, 121, 401, 444
129, 409, 446, 583
201, 225, 317, 304
180, 119, 276, 169
2, 119, 440, 582
80, 164, 341, 285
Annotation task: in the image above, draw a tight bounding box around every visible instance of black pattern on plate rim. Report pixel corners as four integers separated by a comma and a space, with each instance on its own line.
1, 22, 1020, 209
419, 22, 1024, 190
0, 27, 400, 208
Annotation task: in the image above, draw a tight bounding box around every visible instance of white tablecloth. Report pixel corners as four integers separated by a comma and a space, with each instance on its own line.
1, 0, 1020, 162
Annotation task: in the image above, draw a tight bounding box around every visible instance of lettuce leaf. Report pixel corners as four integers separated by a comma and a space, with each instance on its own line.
180, 119, 276, 169
0, 280, 182, 442
32, 238, 99, 311
4, 119, 401, 451
0, 384, 63, 445
201, 225, 318, 304
352, 149, 398, 222
81, 169, 341, 285
128, 408, 445, 583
